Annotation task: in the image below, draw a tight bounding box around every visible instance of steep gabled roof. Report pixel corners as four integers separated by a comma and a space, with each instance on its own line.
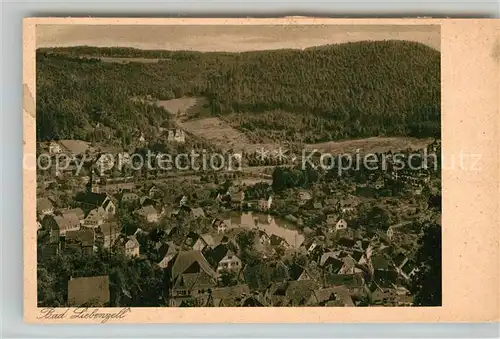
325, 272, 365, 289
284, 280, 318, 306
206, 244, 237, 267
65, 229, 95, 246
62, 208, 85, 220
211, 284, 250, 307
372, 254, 390, 270
80, 192, 109, 207
309, 287, 354, 306
136, 205, 158, 217
170, 250, 217, 280
337, 237, 356, 248
288, 263, 309, 281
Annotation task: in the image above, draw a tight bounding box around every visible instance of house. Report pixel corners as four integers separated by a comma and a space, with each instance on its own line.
64, 229, 96, 255
135, 205, 161, 223
354, 239, 373, 260
56, 214, 81, 235
372, 269, 400, 291
242, 293, 268, 307
297, 190, 313, 205
97, 222, 121, 249
67, 275, 110, 307
206, 244, 242, 274
306, 287, 355, 307
313, 202, 323, 210
256, 229, 271, 246
399, 260, 418, 280
336, 237, 357, 252
386, 222, 413, 241
37, 198, 54, 216
288, 263, 314, 281
184, 232, 206, 251
211, 218, 227, 233
331, 219, 348, 233
324, 272, 365, 296
176, 195, 188, 207
370, 286, 413, 306
262, 223, 305, 250
370, 254, 391, 273
199, 234, 218, 249
82, 207, 107, 228
125, 236, 140, 257
139, 196, 160, 208
78, 192, 116, 216
42, 214, 80, 236
115, 152, 132, 171
167, 129, 186, 143
319, 251, 361, 275
338, 255, 363, 275
138, 132, 146, 143
266, 280, 319, 307
61, 208, 85, 224
119, 192, 139, 203
230, 190, 245, 208
339, 196, 360, 214
191, 207, 205, 219
270, 234, 290, 249
157, 242, 179, 269
321, 253, 345, 274
48, 141, 62, 155
207, 284, 250, 307
324, 198, 338, 208
57, 139, 93, 157
166, 251, 218, 306
305, 241, 318, 254
351, 249, 368, 266
45, 217, 60, 244
372, 177, 385, 190
94, 153, 115, 174
327, 214, 348, 233
115, 235, 140, 257
258, 196, 273, 211
414, 185, 423, 195
326, 214, 339, 227
149, 185, 164, 199
189, 233, 218, 252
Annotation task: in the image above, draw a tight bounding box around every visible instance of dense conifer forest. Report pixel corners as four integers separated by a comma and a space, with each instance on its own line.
36, 40, 440, 143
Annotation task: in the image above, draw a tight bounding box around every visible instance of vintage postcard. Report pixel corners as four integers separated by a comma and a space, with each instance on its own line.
23, 18, 499, 323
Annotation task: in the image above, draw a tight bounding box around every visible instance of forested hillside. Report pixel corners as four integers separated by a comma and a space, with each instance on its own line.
36, 40, 440, 143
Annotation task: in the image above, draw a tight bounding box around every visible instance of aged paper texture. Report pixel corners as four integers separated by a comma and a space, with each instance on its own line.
24, 18, 499, 323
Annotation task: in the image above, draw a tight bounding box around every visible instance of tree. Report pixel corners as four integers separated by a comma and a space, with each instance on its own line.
37, 42, 440, 143
218, 271, 238, 287
410, 223, 442, 306
236, 229, 256, 252
361, 205, 391, 230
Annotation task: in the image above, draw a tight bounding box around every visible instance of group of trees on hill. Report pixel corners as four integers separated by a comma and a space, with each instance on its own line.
37, 40, 440, 143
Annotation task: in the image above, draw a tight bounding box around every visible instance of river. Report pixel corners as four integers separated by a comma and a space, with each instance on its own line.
218, 211, 305, 249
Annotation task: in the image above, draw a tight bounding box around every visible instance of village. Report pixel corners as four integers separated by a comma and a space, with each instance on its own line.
36, 132, 441, 308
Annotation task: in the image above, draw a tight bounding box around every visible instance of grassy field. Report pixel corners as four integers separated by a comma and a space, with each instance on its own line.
178, 117, 278, 153
305, 137, 434, 155
155, 97, 210, 118
99, 57, 160, 64
154, 97, 435, 156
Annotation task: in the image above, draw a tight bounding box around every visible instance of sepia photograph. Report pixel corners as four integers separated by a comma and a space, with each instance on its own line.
31, 22, 443, 310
